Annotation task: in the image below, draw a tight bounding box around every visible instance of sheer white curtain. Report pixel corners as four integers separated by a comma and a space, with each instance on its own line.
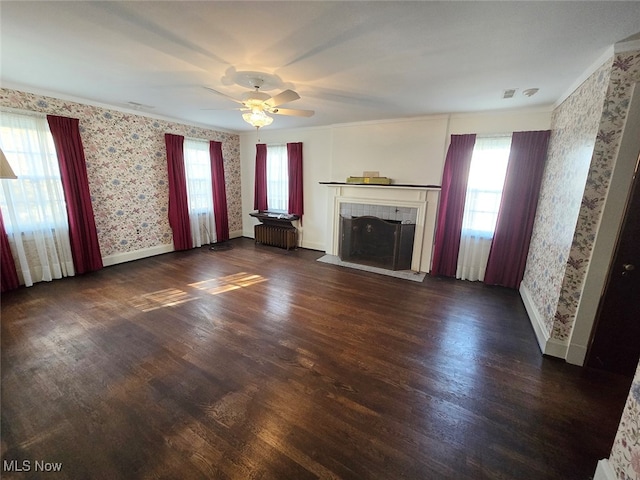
184, 138, 216, 247
266, 144, 288, 212
0, 112, 75, 286
456, 135, 511, 281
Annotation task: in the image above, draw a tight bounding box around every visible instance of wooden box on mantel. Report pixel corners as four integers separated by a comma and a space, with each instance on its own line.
346, 176, 391, 185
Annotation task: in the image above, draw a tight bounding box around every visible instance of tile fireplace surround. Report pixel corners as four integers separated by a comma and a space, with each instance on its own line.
321, 183, 441, 273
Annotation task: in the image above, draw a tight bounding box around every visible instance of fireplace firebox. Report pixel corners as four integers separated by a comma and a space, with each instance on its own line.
339, 215, 415, 271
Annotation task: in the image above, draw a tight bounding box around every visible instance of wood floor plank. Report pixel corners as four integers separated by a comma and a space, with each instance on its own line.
1, 238, 632, 479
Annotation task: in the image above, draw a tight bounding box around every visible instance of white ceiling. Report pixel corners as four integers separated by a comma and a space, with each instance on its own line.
2, 1, 639, 133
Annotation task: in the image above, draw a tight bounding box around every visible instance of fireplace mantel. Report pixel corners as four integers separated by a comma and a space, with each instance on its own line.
319, 181, 441, 189
322, 182, 441, 273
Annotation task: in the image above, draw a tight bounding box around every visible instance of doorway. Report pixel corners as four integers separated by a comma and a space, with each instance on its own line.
585, 153, 640, 376
584, 83, 640, 377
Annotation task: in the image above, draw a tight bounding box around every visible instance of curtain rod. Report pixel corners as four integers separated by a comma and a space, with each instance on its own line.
183, 135, 227, 144
476, 133, 512, 139
0, 106, 48, 119
184, 136, 210, 143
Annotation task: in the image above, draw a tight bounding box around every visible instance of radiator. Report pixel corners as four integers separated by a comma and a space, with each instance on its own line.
254, 224, 298, 250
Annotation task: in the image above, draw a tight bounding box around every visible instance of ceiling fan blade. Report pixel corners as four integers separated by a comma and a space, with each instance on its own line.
201, 107, 246, 111
203, 86, 244, 104
272, 108, 315, 117
265, 89, 300, 107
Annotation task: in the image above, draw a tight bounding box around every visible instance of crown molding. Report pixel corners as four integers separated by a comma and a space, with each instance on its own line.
554, 46, 614, 109
0, 83, 240, 135
614, 38, 640, 53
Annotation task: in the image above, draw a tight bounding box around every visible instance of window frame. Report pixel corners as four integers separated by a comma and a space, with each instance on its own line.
265, 143, 288, 214
0, 116, 69, 235
183, 138, 214, 217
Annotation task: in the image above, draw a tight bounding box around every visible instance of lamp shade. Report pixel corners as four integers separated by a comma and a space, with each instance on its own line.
0, 148, 17, 179
242, 110, 273, 128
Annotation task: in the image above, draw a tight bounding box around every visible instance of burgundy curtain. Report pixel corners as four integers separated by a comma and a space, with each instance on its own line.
430, 134, 476, 277
484, 130, 551, 288
0, 209, 19, 292
254, 143, 268, 211
287, 142, 303, 218
46, 115, 103, 274
165, 133, 191, 251
209, 141, 229, 242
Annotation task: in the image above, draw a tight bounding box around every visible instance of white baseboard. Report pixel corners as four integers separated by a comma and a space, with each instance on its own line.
545, 337, 569, 358
102, 244, 174, 267
102, 231, 243, 267
519, 283, 568, 359
594, 459, 616, 480
520, 283, 551, 353
301, 241, 325, 251
565, 343, 588, 366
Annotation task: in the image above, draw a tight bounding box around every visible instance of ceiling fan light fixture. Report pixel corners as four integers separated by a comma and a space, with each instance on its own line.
242, 110, 273, 128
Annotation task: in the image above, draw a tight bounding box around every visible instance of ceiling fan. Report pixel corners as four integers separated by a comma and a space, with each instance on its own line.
204, 72, 314, 128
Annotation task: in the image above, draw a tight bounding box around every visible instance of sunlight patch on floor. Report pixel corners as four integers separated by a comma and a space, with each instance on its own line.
189, 272, 267, 295
130, 288, 196, 312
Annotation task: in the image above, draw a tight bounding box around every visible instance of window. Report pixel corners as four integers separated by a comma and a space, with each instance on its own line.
266, 144, 288, 212
0, 115, 68, 234
461, 135, 511, 237
0, 112, 75, 285
456, 135, 511, 281
183, 138, 215, 246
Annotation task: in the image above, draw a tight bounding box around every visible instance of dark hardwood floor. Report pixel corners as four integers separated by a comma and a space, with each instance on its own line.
1, 238, 632, 479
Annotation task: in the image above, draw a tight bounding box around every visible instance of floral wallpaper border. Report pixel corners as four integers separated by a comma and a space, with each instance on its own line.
0, 89, 241, 258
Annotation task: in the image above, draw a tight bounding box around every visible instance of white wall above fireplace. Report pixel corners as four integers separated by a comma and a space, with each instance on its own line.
323, 184, 440, 273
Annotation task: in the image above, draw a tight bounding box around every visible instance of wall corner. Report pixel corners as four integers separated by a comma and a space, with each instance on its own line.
519, 283, 568, 359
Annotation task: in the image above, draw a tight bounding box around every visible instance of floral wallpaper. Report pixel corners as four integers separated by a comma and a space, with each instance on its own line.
552, 51, 640, 342
610, 363, 640, 480
521, 50, 640, 480
0, 88, 241, 259
583, 51, 640, 480
521, 60, 612, 336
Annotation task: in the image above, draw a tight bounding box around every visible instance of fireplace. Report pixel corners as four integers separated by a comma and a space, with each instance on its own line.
321, 183, 441, 273
340, 216, 415, 270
